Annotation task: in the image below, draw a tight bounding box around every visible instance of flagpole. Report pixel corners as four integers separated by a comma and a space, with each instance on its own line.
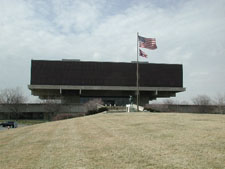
136, 32, 139, 112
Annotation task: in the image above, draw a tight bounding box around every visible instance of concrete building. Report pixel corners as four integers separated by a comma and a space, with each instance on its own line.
28, 60, 185, 106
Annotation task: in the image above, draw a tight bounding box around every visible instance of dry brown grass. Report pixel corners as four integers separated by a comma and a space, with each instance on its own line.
0, 112, 225, 169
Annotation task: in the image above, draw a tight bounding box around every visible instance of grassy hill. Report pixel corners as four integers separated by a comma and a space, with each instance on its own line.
0, 112, 225, 169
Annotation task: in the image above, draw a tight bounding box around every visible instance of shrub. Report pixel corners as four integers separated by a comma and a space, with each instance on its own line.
53, 113, 84, 121
98, 107, 108, 113
86, 110, 98, 115
84, 98, 106, 115
144, 105, 161, 112
85, 107, 108, 115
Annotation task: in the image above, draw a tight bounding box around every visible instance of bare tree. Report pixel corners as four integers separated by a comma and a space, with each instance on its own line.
84, 98, 104, 115
214, 93, 225, 114
214, 93, 225, 105
192, 95, 212, 113
162, 99, 181, 112
0, 87, 27, 104
180, 100, 189, 105
192, 95, 212, 105
162, 99, 176, 105
42, 99, 61, 120
0, 87, 27, 119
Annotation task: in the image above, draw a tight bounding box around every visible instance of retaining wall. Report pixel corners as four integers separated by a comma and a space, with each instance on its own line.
146, 104, 225, 114
0, 104, 87, 120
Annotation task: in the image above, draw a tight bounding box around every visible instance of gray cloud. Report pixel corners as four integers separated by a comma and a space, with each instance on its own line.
0, 0, 224, 102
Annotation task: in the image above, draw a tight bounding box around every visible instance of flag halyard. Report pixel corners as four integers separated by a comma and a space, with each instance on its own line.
136, 33, 157, 111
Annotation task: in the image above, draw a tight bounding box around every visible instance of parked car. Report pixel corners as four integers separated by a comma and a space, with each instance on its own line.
0, 121, 18, 128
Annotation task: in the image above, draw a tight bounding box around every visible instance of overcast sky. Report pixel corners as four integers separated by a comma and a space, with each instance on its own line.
0, 0, 225, 103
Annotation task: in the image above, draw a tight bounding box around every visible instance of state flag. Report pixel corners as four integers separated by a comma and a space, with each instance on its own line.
139, 49, 147, 58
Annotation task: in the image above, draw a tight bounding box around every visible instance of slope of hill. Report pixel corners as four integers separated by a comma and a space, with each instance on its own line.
0, 112, 225, 169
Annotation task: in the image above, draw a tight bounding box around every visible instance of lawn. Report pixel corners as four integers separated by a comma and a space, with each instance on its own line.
0, 112, 225, 169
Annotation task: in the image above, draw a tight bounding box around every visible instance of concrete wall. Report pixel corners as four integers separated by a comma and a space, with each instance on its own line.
146, 104, 225, 114
0, 104, 87, 120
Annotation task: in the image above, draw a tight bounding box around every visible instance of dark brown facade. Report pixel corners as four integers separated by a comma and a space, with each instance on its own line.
29, 60, 185, 105
31, 60, 183, 87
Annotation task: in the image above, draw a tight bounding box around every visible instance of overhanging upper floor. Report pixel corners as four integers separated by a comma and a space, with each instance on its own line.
28, 60, 185, 104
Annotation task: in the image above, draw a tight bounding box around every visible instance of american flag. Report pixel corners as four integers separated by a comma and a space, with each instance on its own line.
138, 35, 157, 50
139, 49, 147, 58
